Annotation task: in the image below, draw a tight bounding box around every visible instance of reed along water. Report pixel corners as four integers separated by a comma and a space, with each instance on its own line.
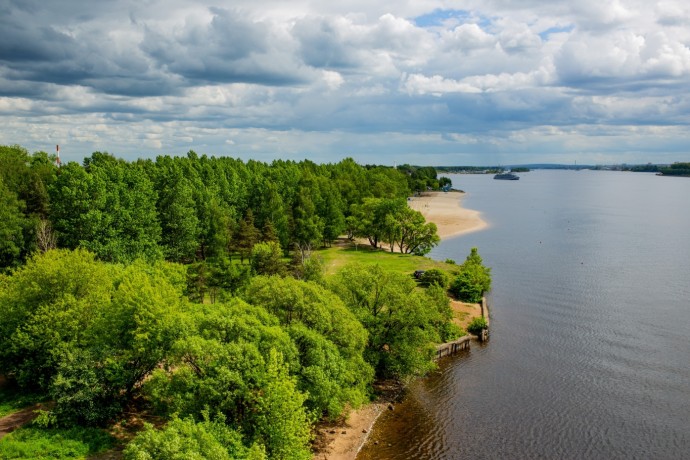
358, 170, 690, 459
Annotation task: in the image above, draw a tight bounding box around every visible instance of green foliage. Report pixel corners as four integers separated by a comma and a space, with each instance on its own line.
0, 145, 57, 267
0, 249, 190, 426
348, 198, 439, 254
48, 348, 122, 426
49, 154, 162, 263
396, 165, 440, 191
449, 248, 491, 303
244, 277, 372, 417
251, 242, 286, 277
157, 174, 200, 263
287, 325, 372, 418
214, 257, 253, 299
235, 209, 261, 263
450, 269, 484, 303
0, 426, 114, 459
299, 255, 325, 283
466, 317, 488, 335
292, 183, 324, 259
0, 177, 27, 271
245, 276, 368, 355
0, 249, 115, 390
419, 268, 449, 288
349, 198, 405, 249
0, 147, 467, 458
142, 299, 312, 458
331, 264, 445, 379
438, 176, 452, 188
253, 350, 312, 460
94, 260, 190, 397
660, 162, 690, 176
124, 415, 266, 460
424, 284, 462, 342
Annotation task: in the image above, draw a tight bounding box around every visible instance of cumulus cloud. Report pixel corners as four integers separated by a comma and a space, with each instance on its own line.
1, 0, 690, 164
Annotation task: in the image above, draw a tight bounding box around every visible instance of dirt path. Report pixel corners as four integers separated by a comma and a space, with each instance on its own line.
0, 403, 43, 440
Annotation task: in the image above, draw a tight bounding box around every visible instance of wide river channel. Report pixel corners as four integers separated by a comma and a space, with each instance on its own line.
358, 170, 690, 459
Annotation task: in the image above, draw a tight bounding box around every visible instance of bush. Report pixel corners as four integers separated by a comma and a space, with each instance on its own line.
124, 415, 266, 460
449, 269, 484, 302
449, 248, 491, 303
419, 269, 449, 288
48, 348, 122, 426
466, 317, 488, 336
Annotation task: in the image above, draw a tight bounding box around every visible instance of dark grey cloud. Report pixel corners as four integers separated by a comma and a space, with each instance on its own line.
293, 17, 360, 69
141, 8, 310, 86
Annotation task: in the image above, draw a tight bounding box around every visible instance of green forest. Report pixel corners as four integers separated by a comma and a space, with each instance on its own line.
659, 162, 690, 176
0, 144, 489, 459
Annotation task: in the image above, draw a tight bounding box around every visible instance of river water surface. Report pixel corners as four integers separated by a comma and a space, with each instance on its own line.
358, 170, 690, 459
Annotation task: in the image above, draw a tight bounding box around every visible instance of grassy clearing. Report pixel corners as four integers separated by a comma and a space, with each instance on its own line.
0, 426, 115, 459
318, 241, 458, 277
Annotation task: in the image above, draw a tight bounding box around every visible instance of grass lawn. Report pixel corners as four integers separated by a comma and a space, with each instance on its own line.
0, 427, 115, 460
318, 240, 459, 277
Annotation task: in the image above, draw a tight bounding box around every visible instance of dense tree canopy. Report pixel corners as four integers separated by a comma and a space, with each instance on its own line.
0, 144, 459, 270
0, 145, 468, 459
330, 264, 458, 379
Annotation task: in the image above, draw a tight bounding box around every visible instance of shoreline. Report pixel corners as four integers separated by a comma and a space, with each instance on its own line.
407, 190, 488, 239
312, 190, 487, 459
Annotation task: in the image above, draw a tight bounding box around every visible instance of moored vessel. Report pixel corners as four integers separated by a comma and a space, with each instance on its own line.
494, 172, 520, 180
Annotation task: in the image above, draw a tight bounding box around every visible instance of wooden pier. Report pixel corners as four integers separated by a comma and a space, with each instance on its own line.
434, 293, 491, 360
435, 335, 471, 360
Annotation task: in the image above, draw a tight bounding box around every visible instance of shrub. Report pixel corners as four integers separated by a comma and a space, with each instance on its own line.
466, 317, 488, 336
449, 269, 484, 302
123, 415, 266, 460
419, 269, 449, 288
48, 348, 122, 426
449, 262, 491, 303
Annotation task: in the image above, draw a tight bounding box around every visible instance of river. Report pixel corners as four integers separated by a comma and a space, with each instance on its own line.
358, 170, 690, 459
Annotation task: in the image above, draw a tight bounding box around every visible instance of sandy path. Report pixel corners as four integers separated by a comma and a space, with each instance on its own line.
312, 403, 387, 460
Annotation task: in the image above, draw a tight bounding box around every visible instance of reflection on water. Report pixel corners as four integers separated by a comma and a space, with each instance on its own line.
359, 171, 690, 459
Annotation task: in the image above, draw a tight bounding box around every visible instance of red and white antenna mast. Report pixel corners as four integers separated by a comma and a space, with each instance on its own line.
56, 145, 61, 167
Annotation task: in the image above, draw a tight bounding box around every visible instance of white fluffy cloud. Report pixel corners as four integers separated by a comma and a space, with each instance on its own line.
1, 0, 690, 164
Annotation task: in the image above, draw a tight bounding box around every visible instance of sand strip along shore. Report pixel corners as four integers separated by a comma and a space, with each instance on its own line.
312, 190, 488, 459
407, 190, 487, 239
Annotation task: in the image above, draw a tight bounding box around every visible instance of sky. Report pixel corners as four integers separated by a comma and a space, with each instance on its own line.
1, 0, 690, 165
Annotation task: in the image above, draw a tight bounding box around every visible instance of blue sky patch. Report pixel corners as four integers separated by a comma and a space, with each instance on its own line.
414, 10, 478, 27
539, 24, 575, 39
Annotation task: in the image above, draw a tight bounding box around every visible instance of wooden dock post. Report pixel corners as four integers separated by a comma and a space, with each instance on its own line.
435, 335, 471, 360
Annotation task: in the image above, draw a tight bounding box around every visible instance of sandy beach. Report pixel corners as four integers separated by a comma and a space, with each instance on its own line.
312, 190, 487, 459
408, 191, 487, 239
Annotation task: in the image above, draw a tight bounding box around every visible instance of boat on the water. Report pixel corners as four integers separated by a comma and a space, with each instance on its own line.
494, 172, 520, 180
